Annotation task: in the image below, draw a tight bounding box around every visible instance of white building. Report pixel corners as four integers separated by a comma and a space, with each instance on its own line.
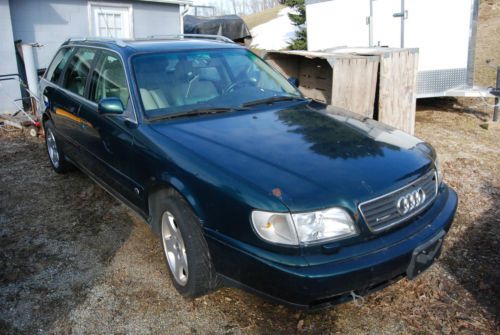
0, 0, 192, 113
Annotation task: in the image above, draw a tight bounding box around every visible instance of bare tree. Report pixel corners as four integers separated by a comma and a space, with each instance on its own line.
202, 0, 281, 16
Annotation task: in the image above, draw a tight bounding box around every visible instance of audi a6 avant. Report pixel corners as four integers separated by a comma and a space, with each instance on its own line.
40, 36, 457, 309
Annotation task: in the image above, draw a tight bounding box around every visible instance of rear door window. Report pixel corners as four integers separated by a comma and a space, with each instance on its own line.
61, 48, 97, 96
45, 47, 74, 84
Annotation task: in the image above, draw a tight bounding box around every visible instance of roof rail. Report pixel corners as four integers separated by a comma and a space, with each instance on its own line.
65, 37, 128, 47
146, 34, 235, 44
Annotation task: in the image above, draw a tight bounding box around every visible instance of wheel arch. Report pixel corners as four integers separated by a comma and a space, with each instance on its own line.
147, 177, 206, 235
41, 110, 51, 126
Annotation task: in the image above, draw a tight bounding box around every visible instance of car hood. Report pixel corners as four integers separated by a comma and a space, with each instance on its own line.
150, 103, 434, 212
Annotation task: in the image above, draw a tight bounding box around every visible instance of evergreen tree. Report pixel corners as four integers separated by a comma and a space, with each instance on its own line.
280, 0, 307, 50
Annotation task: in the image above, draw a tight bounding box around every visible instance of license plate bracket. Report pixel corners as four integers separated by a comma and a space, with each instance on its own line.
407, 230, 445, 279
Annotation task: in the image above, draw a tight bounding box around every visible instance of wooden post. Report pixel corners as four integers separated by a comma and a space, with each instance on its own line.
494, 66, 499, 122
377, 49, 419, 134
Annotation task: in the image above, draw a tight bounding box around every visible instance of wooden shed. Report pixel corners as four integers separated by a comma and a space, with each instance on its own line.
264, 48, 419, 134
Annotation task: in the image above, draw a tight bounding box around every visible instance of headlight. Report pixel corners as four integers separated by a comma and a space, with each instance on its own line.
416, 142, 443, 185
251, 208, 357, 246
434, 155, 444, 185
251, 211, 298, 245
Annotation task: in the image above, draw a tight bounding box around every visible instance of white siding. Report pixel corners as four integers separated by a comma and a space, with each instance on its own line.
133, 1, 180, 38
0, 0, 21, 113
306, 0, 370, 51
10, 0, 182, 70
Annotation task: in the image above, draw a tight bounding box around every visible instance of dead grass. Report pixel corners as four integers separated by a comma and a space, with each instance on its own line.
1, 102, 499, 334
474, 0, 500, 87
242, 5, 285, 30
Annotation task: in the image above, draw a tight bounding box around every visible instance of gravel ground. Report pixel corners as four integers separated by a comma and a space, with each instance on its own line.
1, 102, 499, 334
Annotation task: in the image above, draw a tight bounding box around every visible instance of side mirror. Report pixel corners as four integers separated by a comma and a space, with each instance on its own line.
288, 77, 299, 87
98, 97, 124, 115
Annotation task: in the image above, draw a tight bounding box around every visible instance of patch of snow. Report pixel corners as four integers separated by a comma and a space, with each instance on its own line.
250, 8, 299, 50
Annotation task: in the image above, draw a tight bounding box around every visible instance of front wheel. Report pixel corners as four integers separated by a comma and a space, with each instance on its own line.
157, 190, 220, 297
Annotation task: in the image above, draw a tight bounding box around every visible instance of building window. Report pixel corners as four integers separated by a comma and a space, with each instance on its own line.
89, 3, 132, 39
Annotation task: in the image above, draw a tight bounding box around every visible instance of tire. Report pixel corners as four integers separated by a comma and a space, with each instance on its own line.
154, 189, 220, 298
44, 121, 73, 173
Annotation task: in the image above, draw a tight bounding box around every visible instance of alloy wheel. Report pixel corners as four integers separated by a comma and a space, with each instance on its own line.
46, 129, 60, 168
161, 211, 189, 286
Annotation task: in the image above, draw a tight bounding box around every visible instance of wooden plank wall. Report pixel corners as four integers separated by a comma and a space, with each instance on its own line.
264, 54, 300, 79
265, 52, 377, 114
377, 49, 419, 134
265, 53, 332, 104
329, 56, 379, 119
298, 58, 332, 104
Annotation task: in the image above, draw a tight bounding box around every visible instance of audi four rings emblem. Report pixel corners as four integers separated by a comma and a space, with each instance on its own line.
396, 188, 426, 215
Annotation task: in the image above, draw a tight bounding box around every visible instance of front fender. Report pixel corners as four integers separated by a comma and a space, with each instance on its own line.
148, 174, 207, 221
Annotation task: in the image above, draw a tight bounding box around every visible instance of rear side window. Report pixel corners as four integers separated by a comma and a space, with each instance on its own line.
45, 48, 73, 84
61, 48, 97, 96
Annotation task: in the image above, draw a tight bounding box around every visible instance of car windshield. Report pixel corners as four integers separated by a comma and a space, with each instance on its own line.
132, 48, 303, 119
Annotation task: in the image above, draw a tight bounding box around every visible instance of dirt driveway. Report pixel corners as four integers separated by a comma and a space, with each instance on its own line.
0, 101, 498, 334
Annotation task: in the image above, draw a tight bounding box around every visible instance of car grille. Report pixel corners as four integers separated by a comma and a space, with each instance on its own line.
359, 170, 438, 232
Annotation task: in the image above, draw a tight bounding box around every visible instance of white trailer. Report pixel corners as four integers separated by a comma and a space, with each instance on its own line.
305, 0, 482, 98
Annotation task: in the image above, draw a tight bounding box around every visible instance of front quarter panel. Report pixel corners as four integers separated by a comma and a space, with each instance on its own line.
134, 124, 294, 253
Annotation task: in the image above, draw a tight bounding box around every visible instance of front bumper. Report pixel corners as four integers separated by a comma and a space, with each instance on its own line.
205, 185, 458, 309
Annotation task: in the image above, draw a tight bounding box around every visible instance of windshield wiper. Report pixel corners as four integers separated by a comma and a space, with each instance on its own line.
241, 95, 307, 108
149, 107, 247, 122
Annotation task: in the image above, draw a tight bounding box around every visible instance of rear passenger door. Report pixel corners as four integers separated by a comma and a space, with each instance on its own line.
42, 47, 75, 153
51, 48, 97, 156
77, 51, 144, 209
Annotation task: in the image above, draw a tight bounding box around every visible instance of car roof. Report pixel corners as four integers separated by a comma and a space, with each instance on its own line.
62, 37, 244, 55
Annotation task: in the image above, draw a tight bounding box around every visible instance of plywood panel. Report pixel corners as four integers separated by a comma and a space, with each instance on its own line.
330, 56, 379, 118
378, 50, 419, 134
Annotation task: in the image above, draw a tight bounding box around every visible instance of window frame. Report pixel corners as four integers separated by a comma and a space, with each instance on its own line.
88, 2, 133, 39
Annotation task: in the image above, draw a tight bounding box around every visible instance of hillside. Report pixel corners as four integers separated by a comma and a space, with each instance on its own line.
242, 5, 285, 30
244, 6, 298, 51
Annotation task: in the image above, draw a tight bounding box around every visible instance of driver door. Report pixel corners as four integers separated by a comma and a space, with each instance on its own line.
77, 51, 145, 208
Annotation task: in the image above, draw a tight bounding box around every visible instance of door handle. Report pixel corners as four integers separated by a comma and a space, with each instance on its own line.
102, 138, 113, 154
393, 10, 408, 19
